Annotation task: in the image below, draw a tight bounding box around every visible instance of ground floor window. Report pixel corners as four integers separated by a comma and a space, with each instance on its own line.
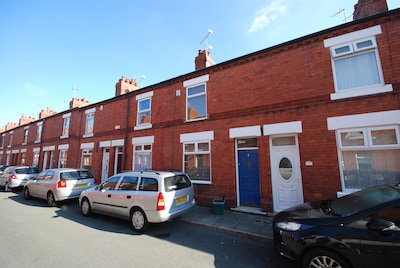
59, 150, 68, 168
32, 151, 39, 167
81, 149, 92, 170
20, 152, 26, 165
184, 141, 211, 182
338, 126, 400, 190
134, 144, 152, 171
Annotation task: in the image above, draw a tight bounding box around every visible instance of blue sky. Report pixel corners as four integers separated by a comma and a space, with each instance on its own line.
1, 0, 399, 128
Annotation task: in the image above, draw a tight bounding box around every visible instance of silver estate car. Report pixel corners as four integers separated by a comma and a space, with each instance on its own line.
23, 168, 95, 206
79, 170, 196, 232
0, 166, 39, 192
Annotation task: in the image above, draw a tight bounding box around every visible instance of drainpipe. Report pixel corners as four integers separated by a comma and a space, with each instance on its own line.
123, 94, 131, 171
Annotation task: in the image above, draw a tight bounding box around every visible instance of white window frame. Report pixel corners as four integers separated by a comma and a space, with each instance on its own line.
180, 130, 214, 184
134, 91, 153, 130
61, 113, 71, 139
83, 108, 95, 138
184, 74, 209, 122
132, 136, 154, 171
35, 122, 43, 143
324, 25, 392, 100
8, 131, 13, 148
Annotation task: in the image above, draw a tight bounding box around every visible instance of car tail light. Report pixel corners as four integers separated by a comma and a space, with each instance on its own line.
157, 192, 165, 211
57, 180, 67, 188
9, 174, 17, 180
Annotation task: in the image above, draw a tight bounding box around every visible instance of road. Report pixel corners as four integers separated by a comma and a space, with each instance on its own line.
0, 191, 297, 268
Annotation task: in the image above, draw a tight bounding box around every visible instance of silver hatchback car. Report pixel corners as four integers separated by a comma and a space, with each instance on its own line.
79, 170, 196, 232
23, 168, 95, 206
0, 166, 39, 192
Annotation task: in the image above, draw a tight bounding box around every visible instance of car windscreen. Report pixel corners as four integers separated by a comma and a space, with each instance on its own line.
60, 170, 94, 180
15, 167, 39, 174
164, 175, 192, 192
330, 185, 400, 216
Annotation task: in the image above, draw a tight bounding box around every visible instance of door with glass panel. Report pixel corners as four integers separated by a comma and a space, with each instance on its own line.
270, 135, 304, 212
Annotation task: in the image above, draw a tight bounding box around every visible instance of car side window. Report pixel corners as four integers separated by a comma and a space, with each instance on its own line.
139, 177, 158, 191
101, 176, 120, 190
118, 176, 138, 191
35, 171, 47, 180
43, 171, 55, 180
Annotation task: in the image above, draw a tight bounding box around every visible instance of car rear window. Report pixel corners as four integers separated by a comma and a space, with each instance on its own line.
164, 175, 192, 192
15, 167, 39, 174
60, 170, 94, 180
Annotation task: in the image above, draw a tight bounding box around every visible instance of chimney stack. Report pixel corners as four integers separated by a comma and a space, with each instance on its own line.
115, 76, 139, 96
353, 0, 388, 20
195, 50, 215, 71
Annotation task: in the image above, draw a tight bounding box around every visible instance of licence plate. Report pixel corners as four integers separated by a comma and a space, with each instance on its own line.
74, 183, 88, 188
175, 195, 188, 204
21, 181, 27, 185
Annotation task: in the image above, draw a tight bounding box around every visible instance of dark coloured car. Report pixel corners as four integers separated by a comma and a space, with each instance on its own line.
273, 184, 400, 268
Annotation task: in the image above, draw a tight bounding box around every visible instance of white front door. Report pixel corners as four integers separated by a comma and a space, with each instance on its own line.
101, 148, 110, 182
270, 135, 304, 212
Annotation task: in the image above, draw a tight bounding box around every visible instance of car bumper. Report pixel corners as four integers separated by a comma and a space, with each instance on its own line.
146, 199, 196, 223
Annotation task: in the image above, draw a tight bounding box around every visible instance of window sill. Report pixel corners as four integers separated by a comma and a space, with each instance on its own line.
192, 180, 212, 185
330, 84, 392, 100
60, 135, 69, 139
83, 133, 94, 138
134, 124, 152, 131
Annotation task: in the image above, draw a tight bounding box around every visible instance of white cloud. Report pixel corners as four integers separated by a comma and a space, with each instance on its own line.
248, 0, 288, 34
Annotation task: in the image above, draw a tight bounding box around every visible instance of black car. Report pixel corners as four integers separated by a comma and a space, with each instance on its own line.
273, 184, 400, 268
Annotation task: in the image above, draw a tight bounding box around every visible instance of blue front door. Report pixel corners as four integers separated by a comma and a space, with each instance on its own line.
238, 150, 260, 207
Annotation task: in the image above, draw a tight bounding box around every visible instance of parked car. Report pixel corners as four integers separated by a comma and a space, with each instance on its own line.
79, 170, 196, 232
0, 165, 9, 175
0, 166, 39, 192
23, 168, 95, 206
273, 184, 400, 268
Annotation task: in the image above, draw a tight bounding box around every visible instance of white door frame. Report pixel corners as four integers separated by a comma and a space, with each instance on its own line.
101, 148, 110, 182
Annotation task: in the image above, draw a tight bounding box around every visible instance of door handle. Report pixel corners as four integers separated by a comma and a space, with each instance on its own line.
127, 196, 131, 199
108, 194, 111, 198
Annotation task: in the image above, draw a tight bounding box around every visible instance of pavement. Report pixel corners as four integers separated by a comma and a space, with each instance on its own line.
177, 205, 275, 242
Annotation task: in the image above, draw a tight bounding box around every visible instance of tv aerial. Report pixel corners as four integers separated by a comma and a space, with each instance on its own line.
332, 8, 351, 22
200, 29, 214, 50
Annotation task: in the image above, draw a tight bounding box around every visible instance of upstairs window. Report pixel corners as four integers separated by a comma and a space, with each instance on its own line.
184, 74, 209, 122
84, 108, 95, 137
331, 37, 381, 91
135, 91, 153, 130
324, 25, 392, 100
35, 122, 43, 142
23, 128, 29, 144
61, 113, 71, 138
8, 132, 13, 147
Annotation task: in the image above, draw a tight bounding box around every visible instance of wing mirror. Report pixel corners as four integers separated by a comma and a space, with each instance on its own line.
366, 219, 396, 232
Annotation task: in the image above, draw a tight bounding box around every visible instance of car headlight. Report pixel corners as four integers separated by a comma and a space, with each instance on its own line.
276, 221, 304, 231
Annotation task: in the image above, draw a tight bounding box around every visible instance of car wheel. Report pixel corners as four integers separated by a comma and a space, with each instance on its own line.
130, 208, 149, 233
302, 249, 350, 268
46, 192, 56, 207
81, 198, 92, 216
23, 187, 31, 200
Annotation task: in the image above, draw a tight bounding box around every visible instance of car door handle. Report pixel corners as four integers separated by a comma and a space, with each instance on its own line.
108, 194, 111, 198
127, 196, 131, 199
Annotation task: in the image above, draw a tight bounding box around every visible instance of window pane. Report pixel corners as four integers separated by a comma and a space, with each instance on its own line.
371, 129, 398, 145
188, 85, 205, 96
340, 131, 365, 147
188, 95, 206, 119
139, 99, 150, 110
134, 152, 151, 171
356, 40, 373, 50
334, 51, 380, 90
185, 143, 195, 152
237, 138, 258, 148
198, 142, 209, 152
184, 154, 210, 182
271, 136, 295, 146
342, 149, 400, 189
335, 45, 351, 54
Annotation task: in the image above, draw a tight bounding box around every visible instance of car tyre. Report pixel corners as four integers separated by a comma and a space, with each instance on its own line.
46, 191, 57, 207
131, 208, 149, 233
81, 198, 92, 216
23, 187, 31, 200
302, 249, 350, 268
